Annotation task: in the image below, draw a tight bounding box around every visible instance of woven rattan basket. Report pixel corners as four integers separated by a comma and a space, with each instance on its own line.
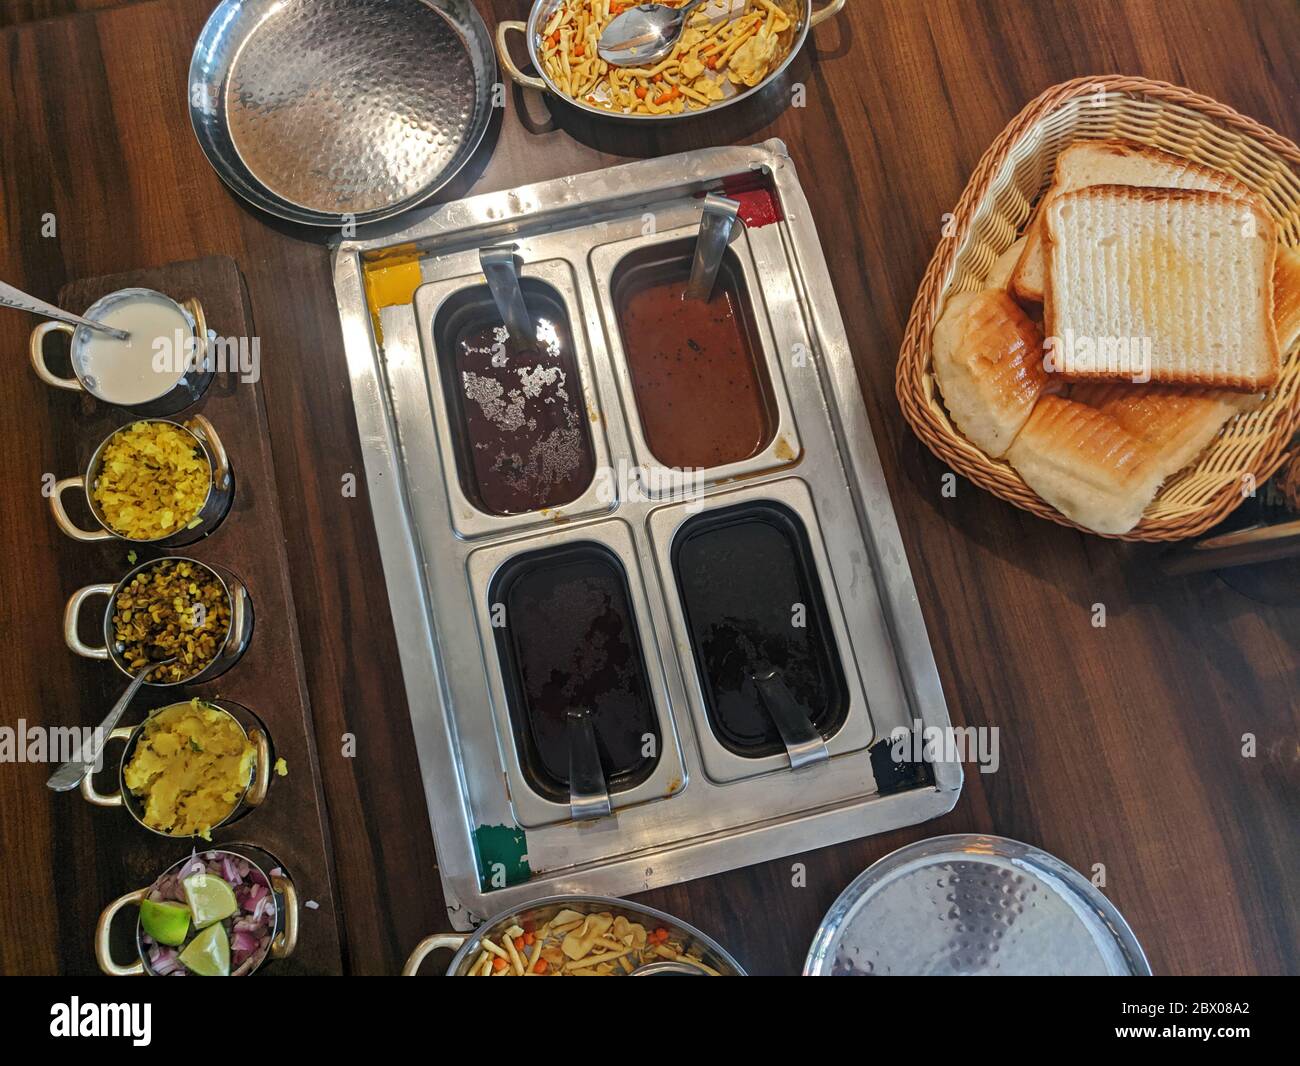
897, 75, 1300, 541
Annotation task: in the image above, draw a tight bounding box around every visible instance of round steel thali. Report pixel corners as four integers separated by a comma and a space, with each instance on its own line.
805, 835, 1152, 976
189, 0, 497, 226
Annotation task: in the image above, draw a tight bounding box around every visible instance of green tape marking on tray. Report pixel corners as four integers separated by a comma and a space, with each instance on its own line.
473, 824, 530, 891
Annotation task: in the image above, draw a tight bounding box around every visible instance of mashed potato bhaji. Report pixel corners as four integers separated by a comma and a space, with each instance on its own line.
124, 700, 256, 838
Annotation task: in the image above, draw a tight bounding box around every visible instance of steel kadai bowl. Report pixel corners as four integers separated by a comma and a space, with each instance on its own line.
403, 894, 746, 975
497, 0, 845, 121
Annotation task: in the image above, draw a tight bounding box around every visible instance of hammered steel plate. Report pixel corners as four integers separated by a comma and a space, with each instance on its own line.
190, 0, 496, 226
805, 835, 1151, 976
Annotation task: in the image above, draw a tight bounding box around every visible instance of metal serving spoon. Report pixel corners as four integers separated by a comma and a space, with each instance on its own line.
45, 657, 175, 791
0, 279, 130, 341
598, 0, 709, 67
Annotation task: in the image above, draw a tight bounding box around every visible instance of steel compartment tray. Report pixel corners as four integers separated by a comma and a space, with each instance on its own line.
333, 140, 962, 928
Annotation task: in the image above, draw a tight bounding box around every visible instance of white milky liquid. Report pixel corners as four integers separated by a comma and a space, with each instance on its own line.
73, 293, 191, 405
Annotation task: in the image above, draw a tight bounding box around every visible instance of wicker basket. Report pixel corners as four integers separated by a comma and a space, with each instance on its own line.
896, 75, 1300, 541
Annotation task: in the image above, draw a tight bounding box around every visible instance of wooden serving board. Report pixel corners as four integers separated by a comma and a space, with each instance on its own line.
51, 256, 342, 975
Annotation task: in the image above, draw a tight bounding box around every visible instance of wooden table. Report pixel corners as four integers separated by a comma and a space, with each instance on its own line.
1, 0, 1296, 976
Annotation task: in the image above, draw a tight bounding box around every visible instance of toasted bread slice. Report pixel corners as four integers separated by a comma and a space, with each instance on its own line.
1275, 244, 1300, 354
1044, 185, 1279, 390
932, 289, 1049, 458
1005, 395, 1163, 534
986, 236, 1027, 291
1068, 382, 1262, 475
1011, 139, 1253, 304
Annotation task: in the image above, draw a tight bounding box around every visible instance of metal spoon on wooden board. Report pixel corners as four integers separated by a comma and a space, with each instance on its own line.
598, 0, 709, 67
45, 658, 175, 792
0, 279, 131, 341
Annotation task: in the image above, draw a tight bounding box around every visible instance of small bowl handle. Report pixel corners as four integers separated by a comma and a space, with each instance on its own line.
79, 726, 133, 807
402, 933, 469, 976
497, 20, 547, 91
189, 412, 231, 492
246, 728, 272, 807
182, 296, 210, 372
95, 886, 148, 976
811, 0, 845, 27
270, 873, 299, 960
30, 320, 83, 391
50, 476, 113, 542
64, 584, 115, 659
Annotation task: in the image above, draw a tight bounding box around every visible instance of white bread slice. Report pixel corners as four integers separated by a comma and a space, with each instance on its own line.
1011, 139, 1253, 304
1274, 244, 1300, 354
986, 236, 1027, 291
1044, 185, 1279, 390
1068, 381, 1262, 475
1005, 394, 1163, 534
932, 289, 1049, 458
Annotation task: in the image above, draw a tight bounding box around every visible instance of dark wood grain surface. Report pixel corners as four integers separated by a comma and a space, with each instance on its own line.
0, 0, 1296, 976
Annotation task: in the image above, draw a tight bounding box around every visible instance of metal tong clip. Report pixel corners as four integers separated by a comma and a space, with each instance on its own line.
479, 244, 537, 352
567, 707, 612, 821
748, 666, 830, 770
685, 194, 741, 302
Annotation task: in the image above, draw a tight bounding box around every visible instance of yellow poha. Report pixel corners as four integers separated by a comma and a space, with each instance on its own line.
93, 421, 211, 540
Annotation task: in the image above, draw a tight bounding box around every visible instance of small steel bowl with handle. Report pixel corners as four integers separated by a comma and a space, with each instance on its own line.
80, 699, 273, 837
64, 556, 254, 687
30, 287, 212, 416
96, 844, 298, 976
49, 414, 234, 547
497, 0, 844, 121
403, 893, 745, 975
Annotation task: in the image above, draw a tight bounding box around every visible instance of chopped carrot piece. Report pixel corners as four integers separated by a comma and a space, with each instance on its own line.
514, 935, 526, 951
635, 86, 648, 99
533, 959, 548, 974
492, 956, 507, 971
652, 72, 664, 83
523, 931, 535, 946
574, 44, 585, 57
547, 31, 560, 47
653, 87, 680, 106
706, 56, 718, 69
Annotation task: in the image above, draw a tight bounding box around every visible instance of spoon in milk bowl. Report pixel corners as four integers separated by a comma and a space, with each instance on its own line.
0, 279, 131, 340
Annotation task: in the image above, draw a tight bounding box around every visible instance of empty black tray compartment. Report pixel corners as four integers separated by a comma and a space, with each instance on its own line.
490, 542, 660, 803
673, 500, 848, 758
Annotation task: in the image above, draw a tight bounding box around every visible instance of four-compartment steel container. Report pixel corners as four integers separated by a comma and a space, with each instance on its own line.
333, 140, 961, 928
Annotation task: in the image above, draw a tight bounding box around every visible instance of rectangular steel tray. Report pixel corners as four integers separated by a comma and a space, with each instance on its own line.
333, 140, 962, 928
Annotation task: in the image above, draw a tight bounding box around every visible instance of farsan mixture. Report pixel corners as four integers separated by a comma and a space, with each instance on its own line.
112, 560, 231, 683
